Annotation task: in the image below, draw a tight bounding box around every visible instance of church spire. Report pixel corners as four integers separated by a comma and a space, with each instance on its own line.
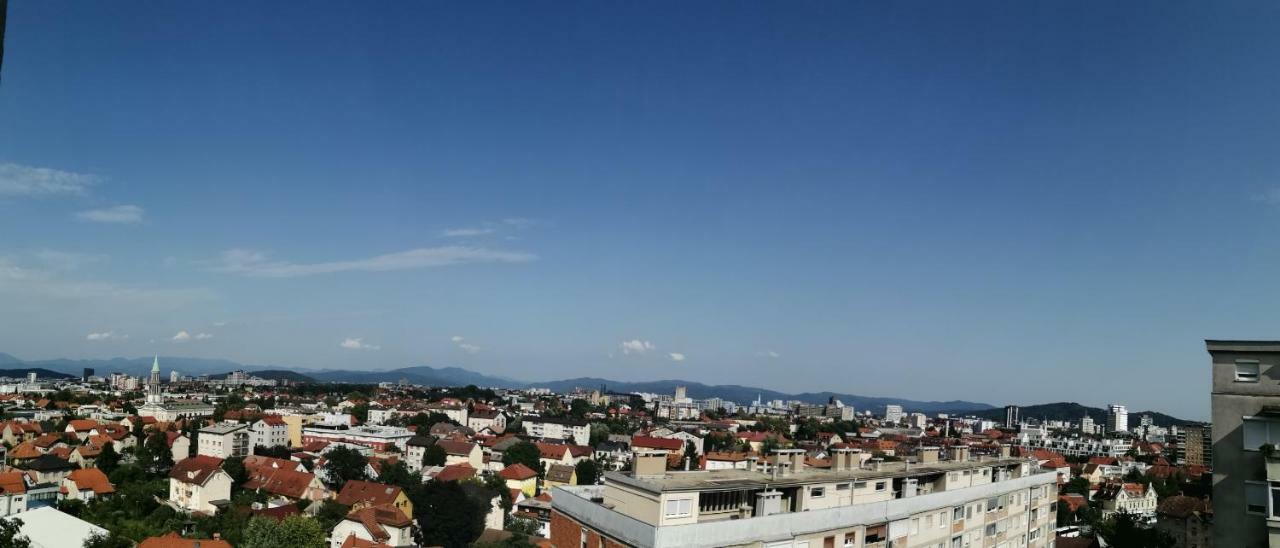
151, 355, 160, 374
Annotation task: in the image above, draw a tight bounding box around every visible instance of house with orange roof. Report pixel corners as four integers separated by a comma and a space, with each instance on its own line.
60, 468, 115, 502
138, 531, 233, 548
336, 480, 412, 520
244, 466, 329, 503
1094, 482, 1158, 520
499, 462, 539, 496
534, 442, 592, 469
328, 504, 415, 548
434, 439, 483, 469
0, 471, 28, 516
168, 455, 232, 515
1, 421, 42, 446
65, 419, 100, 441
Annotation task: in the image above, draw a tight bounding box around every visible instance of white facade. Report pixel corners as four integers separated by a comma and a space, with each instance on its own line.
198, 422, 250, 459
249, 418, 289, 450
523, 417, 590, 446
1107, 404, 1129, 433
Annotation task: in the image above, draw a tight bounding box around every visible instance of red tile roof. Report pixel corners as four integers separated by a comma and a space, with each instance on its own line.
336, 480, 403, 508
631, 436, 684, 451
63, 468, 115, 496
0, 472, 26, 495
434, 463, 477, 482
169, 455, 226, 486
345, 504, 413, 541
499, 463, 538, 480
244, 468, 319, 499
139, 532, 233, 548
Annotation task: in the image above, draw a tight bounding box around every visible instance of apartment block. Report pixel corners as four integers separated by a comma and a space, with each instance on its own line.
551, 447, 1057, 548
1176, 424, 1211, 467
1207, 340, 1280, 547
197, 422, 250, 459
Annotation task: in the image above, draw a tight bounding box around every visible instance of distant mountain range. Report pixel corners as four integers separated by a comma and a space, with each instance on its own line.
951, 401, 1196, 428
0, 353, 1189, 421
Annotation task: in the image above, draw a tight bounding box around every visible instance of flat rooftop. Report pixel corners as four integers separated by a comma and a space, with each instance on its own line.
606, 457, 1031, 494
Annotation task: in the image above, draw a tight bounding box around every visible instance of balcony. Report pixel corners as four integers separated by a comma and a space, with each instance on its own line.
1265, 445, 1280, 480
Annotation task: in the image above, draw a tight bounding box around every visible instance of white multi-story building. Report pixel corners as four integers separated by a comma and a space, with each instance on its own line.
1107, 404, 1128, 433
197, 422, 250, 459
301, 425, 413, 452
883, 404, 904, 424
249, 416, 289, 450
552, 448, 1057, 548
523, 416, 590, 446
168, 455, 232, 515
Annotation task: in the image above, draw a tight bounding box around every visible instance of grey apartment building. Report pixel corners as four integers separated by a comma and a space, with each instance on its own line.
550, 447, 1057, 548
1207, 340, 1280, 547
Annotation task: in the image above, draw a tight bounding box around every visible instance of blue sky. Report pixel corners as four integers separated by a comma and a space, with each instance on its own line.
3, 2, 1279, 419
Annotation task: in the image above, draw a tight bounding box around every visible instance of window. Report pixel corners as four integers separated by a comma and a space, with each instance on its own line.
1237, 360, 1261, 382
837, 483, 850, 491
580, 528, 588, 548
987, 497, 999, 512
926, 514, 934, 528
664, 498, 693, 518
1243, 417, 1280, 450
811, 487, 826, 498
854, 481, 867, 489
953, 506, 964, 521
985, 524, 997, 536
911, 518, 920, 535
1272, 482, 1280, 519
939, 511, 947, 527
875, 481, 887, 492
843, 532, 857, 547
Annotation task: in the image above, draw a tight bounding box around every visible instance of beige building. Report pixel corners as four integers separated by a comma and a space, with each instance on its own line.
552, 447, 1056, 548
168, 455, 232, 515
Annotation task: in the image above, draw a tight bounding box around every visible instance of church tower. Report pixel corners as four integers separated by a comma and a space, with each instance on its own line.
147, 355, 162, 405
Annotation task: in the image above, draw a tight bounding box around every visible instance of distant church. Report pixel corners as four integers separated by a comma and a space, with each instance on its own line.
137, 356, 216, 421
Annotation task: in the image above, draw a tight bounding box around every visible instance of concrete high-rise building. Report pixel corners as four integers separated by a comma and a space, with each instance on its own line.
1177, 423, 1211, 467
82, 368, 93, 382
25, 372, 36, 384
1005, 405, 1020, 428
1107, 404, 1128, 433
1206, 340, 1280, 547
674, 385, 688, 402
1081, 416, 1096, 435
883, 404, 904, 424
551, 448, 1057, 548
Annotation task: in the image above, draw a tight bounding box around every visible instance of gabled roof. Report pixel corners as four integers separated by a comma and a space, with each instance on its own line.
170, 455, 227, 486
1157, 495, 1212, 519
434, 439, 477, 456
499, 463, 538, 481
632, 436, 684, 451
336, 480, 403, 508
9, 441, 40, 460
63, 468, 115, 496
434, 463, 477, 482
243, 455, 304, 473
139, 532, 233, 548
24, 454, 76, 472
545, 463, 575, 483
344, 504, 413, 540
0, 472, 27, 495
67, 420, 98, 432
244, 468, 319, 499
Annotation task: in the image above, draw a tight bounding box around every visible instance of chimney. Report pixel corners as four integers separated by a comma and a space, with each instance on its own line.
949, 445, 970, 462
632, 449, 668, 478
999, 444, 1012, 458
773, 449, 804, 476
918, 447, 939, 464
746, 456, 758, 472
832, 447, 852, 471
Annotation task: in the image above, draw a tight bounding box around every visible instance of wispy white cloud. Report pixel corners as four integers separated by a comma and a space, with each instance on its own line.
441, 227, 497, 237
86, 331, 127, 341
36, 250, 107, 271
450, 335, 480, 354
440, 218, 541, 238
620, 339, 655, 355
76, 204, 144, 224
195, 332, 214, 340
668, 352, 686, 362
340, 337, 380, 351
213, 246, 536, 278
0, 257, 213, 308
0, 163, 97, 196
172, 331, 192, 342
757, 350, 781, 359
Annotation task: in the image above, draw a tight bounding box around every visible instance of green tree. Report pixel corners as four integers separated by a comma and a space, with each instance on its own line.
410, 480, 486, 548
96, 443, 121, 475
1096, 511, 1175, 547
313, 501, 352, 533
422, 444, 448, 467
224, 456, 249, 486
569, 399, 591, 420
322, 445, 369, 488
575, 458, 600, 485
502, 441, 543, 476
0, 517, 30, 548
242, 515, 327, 548
378, 459, 420, 489
82, 531, 133, 548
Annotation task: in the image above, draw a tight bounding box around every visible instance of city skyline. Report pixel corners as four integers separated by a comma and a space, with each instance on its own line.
6, 2, 1280, 420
